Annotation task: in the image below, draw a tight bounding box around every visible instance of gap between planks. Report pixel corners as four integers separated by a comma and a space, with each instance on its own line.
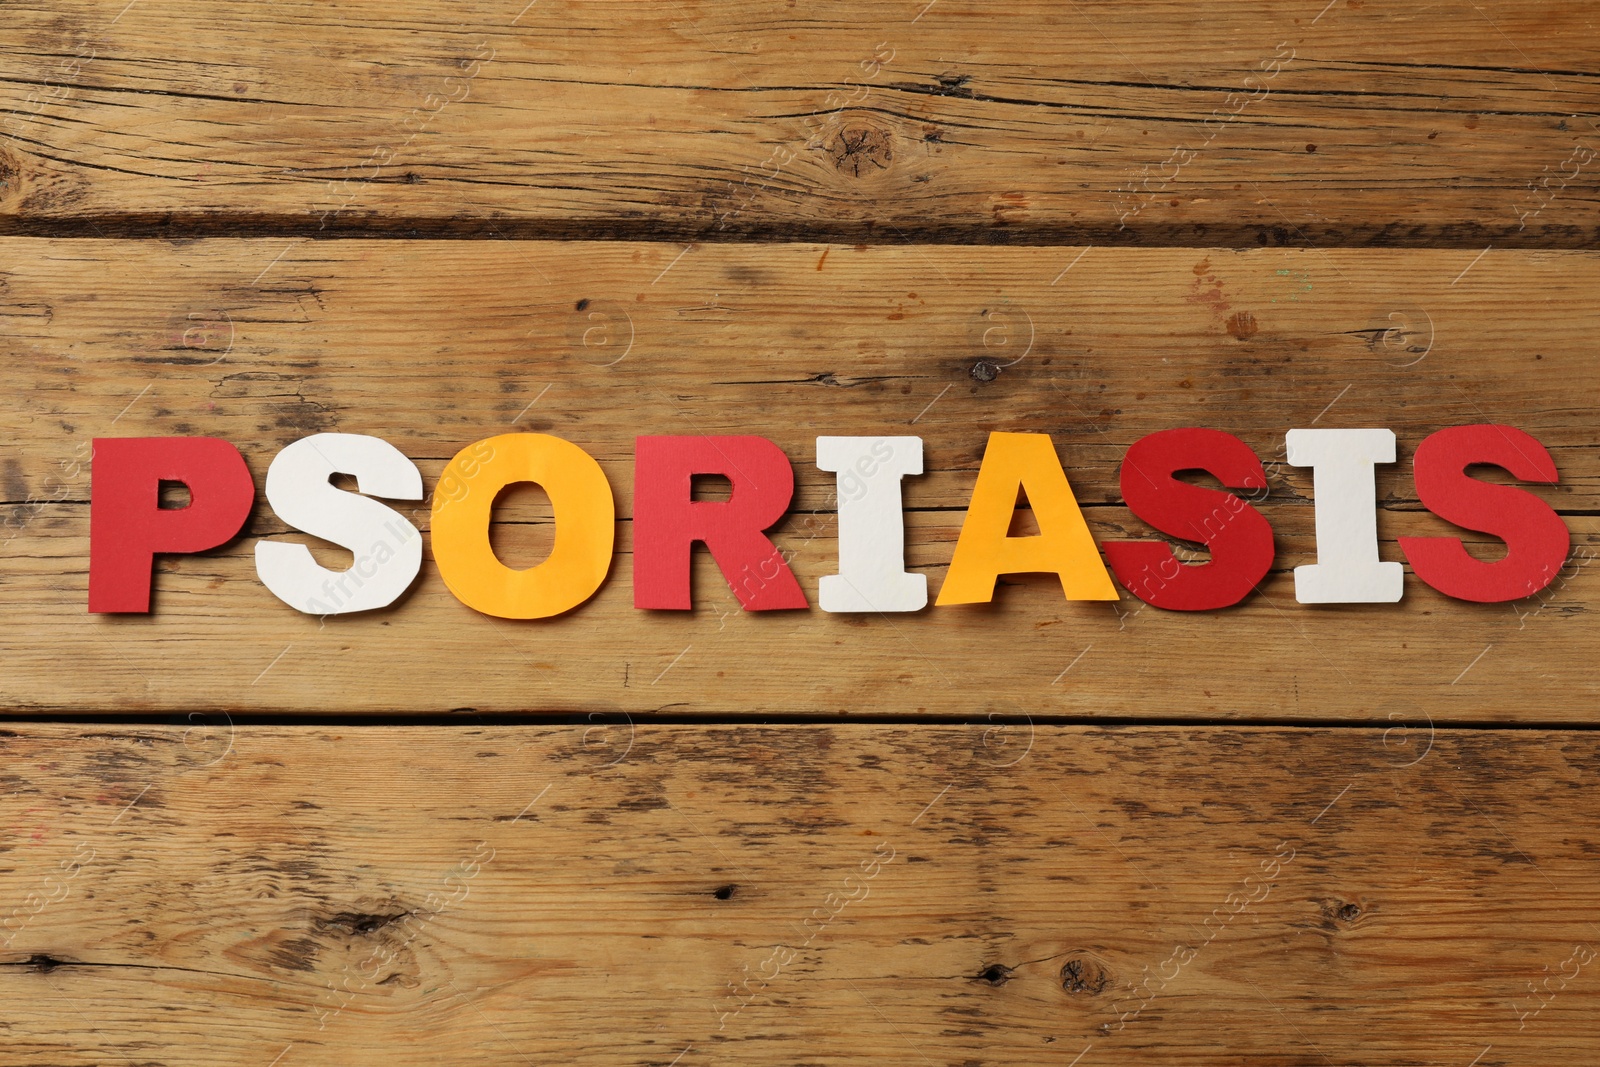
0, 215, 1590, 249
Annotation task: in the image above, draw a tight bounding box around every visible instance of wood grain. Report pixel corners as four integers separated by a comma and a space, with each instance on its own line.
3, 4, 1594, 1064
0, 722, 1593, 1065
1, 1, 1598, 243
2, 239, 1594, 718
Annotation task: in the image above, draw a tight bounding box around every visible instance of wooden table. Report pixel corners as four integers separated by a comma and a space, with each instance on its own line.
1, 2, 1596, 1063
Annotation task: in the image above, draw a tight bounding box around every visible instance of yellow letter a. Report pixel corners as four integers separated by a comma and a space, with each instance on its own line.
936, 432, 1117, 605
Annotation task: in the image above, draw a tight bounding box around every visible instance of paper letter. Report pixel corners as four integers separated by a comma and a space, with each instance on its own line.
89, 437, 254, 613
1103, 428, 1275, 610
1400, 424, 1569, 602
935, 432, 1117, 605
817, 436, 926, 612
255, 433, 424, 614
432, 434, 614, 619
1286, 428, 1403, 603
634, 435, 807, 611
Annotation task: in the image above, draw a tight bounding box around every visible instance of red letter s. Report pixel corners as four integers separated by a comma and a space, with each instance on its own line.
1399, 424, 1568, 602
1103, 428, 1274, 610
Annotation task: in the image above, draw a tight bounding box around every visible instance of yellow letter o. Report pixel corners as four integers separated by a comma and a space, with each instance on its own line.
431, 434, 614, 619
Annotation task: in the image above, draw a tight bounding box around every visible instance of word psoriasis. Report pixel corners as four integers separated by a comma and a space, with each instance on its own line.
87, 426, 1569, 617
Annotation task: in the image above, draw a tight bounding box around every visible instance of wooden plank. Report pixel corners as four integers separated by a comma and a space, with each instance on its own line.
2, 239, 1595, 718
0, 722, 1593, 1065
2, 1, 1599, 243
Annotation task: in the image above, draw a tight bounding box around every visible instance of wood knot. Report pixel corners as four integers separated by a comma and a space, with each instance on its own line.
0, 146, 17, 203
976, 963, 1013, 985
1060, 954, 1111, 996
1319, 898, 1365, 928
319, 910, 409, 936
828, 122, 893, 178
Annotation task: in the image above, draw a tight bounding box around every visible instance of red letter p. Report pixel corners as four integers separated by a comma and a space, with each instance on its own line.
89, 438, 255, 613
